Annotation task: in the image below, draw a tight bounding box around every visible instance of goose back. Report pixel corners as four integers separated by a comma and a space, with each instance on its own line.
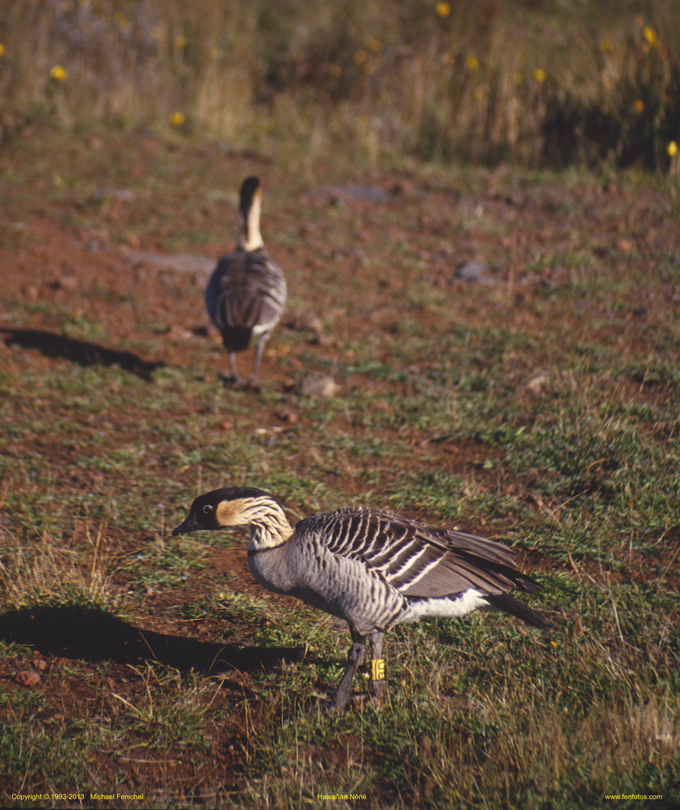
295, 507, 537, 598
206, 247, 286, 351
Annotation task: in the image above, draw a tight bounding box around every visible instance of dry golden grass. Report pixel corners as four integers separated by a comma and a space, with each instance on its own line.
1, 0, 678, 168
0, 480, 116, 610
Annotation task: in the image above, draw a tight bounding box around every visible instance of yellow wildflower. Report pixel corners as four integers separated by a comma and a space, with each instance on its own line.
0, 44, 6, 57
466, 55, 479, 70
50, 65, 67, 82
634, 99, 644, 113
170, 112, 186, 127
668, 141, 678, 157
114, 12, 131, 33
367, 37, 382, 55
601, 39, 613, 52
643, 26, 657, 47
435, 2, 451, 17
533, 68, 547, 83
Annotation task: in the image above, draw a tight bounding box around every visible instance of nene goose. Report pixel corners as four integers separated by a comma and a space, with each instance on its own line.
205, 176, 287, 386
173, 487, 550, 713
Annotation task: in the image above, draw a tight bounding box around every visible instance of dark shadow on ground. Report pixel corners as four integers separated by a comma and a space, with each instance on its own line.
1, 328, 164, 381
0, 605, 301, 676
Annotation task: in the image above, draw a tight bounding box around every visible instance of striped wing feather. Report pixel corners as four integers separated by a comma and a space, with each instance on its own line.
297, 508, 537, 599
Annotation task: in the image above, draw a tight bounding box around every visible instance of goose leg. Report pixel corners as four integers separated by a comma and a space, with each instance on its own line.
368, 631, 387, 702
248, 337, 266, 387
228, 352, 241, 382
228, 352, 248, 387
328, 630, 366, 713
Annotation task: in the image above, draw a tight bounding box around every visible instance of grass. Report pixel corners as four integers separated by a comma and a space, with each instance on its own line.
0, 127, 679, 807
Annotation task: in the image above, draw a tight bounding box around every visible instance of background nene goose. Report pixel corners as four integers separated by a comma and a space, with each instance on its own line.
205, 176, 287, 386
173, 487, 550, 713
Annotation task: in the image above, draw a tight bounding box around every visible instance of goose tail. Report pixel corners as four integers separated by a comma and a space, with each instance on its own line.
484, 593, 551, 631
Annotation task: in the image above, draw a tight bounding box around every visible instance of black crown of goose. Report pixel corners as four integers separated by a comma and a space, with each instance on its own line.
173, 487, 550, 713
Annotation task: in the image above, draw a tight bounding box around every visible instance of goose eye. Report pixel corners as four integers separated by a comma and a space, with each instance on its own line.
202, 504, 214, 515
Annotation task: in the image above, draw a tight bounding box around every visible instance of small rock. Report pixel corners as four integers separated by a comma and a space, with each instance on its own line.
455, 261, 495, 284
166, 324, 193, 341
616, 238, 634, 252
15, 669, 41, 687
286, 308, 329, 344
526, 374, 549, 394
300, 375, 340, 398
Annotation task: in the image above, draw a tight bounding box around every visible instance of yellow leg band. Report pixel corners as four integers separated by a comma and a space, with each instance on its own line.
371, 659, 385, 680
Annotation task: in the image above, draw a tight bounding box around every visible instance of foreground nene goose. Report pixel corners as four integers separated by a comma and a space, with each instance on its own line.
205, 176, 287, 386
173, 487, 550, 713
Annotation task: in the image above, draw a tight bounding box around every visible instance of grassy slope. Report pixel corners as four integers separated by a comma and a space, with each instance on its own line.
0, 129, 678, 808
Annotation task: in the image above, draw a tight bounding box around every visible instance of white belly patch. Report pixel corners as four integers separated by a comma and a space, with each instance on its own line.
402, 588, 489, 623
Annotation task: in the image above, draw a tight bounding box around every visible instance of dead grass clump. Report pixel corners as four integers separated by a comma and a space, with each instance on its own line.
406, 694, 679, 804
0, 513, 116, 611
